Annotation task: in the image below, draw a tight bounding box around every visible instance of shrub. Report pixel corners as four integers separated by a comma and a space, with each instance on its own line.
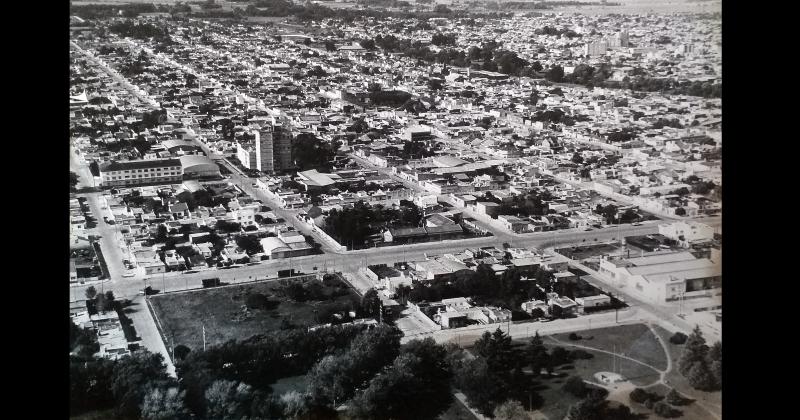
665, 388, 684, 406
174, 345, 191, 361
670, 332, 688, 345
653, 401, 682, 418
644, 399, 654, 409
629, 388, 649, 404
245, 293, 270, 310
568, 332, 581, 341
562, 375, 588, 398
569, 349, 594, 360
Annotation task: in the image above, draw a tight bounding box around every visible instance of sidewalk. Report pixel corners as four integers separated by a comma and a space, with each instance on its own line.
127, 296, 176, 377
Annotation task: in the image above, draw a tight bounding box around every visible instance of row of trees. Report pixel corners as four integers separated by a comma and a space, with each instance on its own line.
543, 64, 722, 98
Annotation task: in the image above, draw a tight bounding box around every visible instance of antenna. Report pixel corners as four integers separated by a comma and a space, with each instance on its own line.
202, 324, 207, 352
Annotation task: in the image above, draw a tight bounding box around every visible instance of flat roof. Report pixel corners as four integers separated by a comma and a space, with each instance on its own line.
101, 158, 181, 172
626, 251, 697, 266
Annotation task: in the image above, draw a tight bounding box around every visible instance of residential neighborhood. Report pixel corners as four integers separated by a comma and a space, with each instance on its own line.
69, 2, 722, 420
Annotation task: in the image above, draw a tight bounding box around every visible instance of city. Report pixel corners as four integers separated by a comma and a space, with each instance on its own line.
69, 1, 722, 419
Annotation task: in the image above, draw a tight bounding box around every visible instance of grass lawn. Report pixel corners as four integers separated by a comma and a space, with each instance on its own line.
548, 323, 668, 371
149, 276, 361, 352
551, 346, 661, 387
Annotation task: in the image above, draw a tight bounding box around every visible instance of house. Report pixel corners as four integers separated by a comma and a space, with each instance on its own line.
474, 201, 501, 217
576, 295, 612, 313
133, 249, 165, 275
387, 226, 427, 244
169, 202, 190, 220
521, 300, 550, 316
450, 194, 477, 208
547, 293, 578, 317
497, 215, 529, 233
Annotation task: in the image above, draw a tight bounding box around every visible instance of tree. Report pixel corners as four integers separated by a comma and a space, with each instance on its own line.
204, 380, 254, 420
359, 38, 375, 50
493, 399, 529, 420
665, 388, 684, 406
563, 375, 588, 398
474, 328, 514, 371
307, 325, 401, 406
571, 152, 584, 164
70, 171, 80, 191
349, 339, 452, 420
454, 356, 506, 415
324, 40, 336, 52
687, 360, 716, 391
361, 288, 381, 318
85, 286, 97, 300
174, 345, 191, 361
111, 352, 171, 419
235, 235, 262, 255
140, 384, 189, 420
526, 332, 549, 376
545, 65, 565, 83
427, 77, 444, 91
564, 391, 609, 420
678, 325, 708, 376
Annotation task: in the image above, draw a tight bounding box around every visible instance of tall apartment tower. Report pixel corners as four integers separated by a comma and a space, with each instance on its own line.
253, 123, 292, 173
618, 31, 629, 48
254, 128, 274, 173
272, 123, 292, 171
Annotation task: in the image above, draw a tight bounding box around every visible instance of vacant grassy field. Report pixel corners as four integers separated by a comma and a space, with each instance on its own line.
548, 323, 668, 371
149, 276, 360, 351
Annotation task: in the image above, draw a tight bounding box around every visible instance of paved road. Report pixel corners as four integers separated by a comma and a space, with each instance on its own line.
68, 216, 719, 303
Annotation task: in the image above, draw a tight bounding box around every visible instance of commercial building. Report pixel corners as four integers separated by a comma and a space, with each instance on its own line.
658, 221, 715, 248
598, 251, 721, 303
99, 158, 182, 187
179, 155, 221, 178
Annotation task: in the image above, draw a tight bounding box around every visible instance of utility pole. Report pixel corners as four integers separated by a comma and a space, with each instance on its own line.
203, 324, 207, 352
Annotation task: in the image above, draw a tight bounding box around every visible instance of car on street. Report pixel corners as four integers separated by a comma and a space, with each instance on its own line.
184, 270, 199, 274
122, 271, 135, 278
633, 223, 643, 226
584, 228, 593, 231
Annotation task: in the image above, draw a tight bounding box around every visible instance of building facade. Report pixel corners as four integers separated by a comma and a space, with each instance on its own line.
254, 124, 292, 173
99, 158, 182, 187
